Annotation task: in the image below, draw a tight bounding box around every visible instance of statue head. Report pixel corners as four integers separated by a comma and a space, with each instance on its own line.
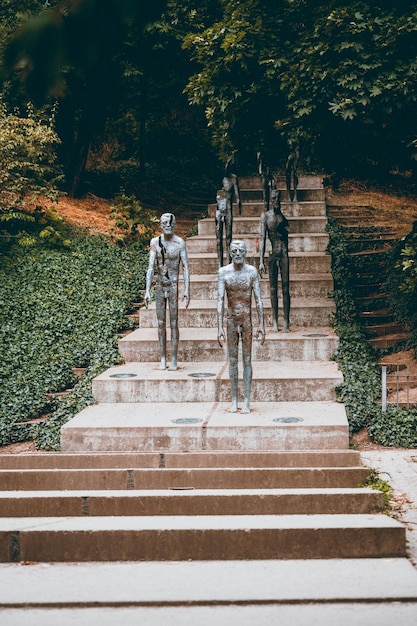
160, 213, 176, 235
229, 240, 247, 266
271, 189, 281, 213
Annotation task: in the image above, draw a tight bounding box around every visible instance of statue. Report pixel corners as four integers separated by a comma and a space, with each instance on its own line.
217, 240, 265, 414
144, 213, 190, 371
259, 189, 290, 333
215, 158, 242, 267
285, 144, 299, 202
257, 151, 275, 211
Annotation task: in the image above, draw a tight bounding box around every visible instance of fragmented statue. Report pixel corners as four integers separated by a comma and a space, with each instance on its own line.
259, 189, 290, 332
285, 144, 299, 202
145, 213, 190, 371
215, 159, 242, 267
217, 240, 265, 414
257, 151, 275, 211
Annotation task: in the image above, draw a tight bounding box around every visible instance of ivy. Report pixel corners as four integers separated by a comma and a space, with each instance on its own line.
0, 229, 148, 450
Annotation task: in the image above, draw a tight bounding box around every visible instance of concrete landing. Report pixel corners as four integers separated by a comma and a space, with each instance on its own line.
60, 401, 349, 452
92, 361, 343, 404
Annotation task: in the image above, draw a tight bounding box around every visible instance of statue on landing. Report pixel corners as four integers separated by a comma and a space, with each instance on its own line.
217, 240, 265, 414
259, 189, 290, 333
144, 213, 190, 371
215, 158, 242, 267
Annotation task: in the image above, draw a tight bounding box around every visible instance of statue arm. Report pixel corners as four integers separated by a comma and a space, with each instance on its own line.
180, 240, 190, 308
144, 241, 157, 308
233, 175, 242, 215
217, 269, 226, 347
253, 270, 265, 345
258, 213, 266, 277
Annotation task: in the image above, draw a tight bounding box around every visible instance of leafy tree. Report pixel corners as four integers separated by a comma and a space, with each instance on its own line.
3, 0, 167, 196
183, 0, 417, 178
0, 98, 64, 249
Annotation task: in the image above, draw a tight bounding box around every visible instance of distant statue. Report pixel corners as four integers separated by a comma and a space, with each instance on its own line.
257, 151, 275, 211
217, 240, 265, 414
285, 144, 299, 202
144, 213, 190, 371
215, 158, 242, 267
259, 189, 290, 332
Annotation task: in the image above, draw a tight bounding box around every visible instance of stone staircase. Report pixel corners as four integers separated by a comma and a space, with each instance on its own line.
1, 175, 417, 624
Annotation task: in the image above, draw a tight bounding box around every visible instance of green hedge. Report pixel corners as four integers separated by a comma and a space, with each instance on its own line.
0, 230, 148, 450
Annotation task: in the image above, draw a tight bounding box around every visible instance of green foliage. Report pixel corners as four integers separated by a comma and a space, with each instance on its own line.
368, 407, 417, 448
361, 467, 393, 509
326, 217, 381, 434
0, 230, 148, 450
110, 192, 158, 244
0, 98, 65, 247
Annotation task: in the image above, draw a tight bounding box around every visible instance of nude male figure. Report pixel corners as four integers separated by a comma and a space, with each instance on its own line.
144, 213, 190, 371
215, 159, 242, 267
217, 240, 265, 414
259, 189, 290, 332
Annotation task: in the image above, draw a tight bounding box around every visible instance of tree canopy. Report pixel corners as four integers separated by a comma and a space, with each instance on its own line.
2, 0, 417, 192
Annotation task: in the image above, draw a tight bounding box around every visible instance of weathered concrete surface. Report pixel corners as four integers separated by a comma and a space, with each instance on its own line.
91, 361, 342, 404
0, 487, 384, 517
119, 327, 338, 362
0, 514, 406, 562
60, 401, 349, 452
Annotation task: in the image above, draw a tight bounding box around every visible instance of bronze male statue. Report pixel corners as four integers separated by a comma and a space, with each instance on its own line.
145, 213, 190, 371
285, 144, 299, 202
217, 240, 265, 414
259, 189, 290, 332
215, 159, 242, 267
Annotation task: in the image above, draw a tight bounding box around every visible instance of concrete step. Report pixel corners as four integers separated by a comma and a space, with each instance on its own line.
0, 514, 405, 561
174, 273, 333, 300
198, 216, 328, 235
0, 487, 384, 517
239, 174, 325, 189
239, 188, 326, 202
0, 450, 362, 469
137, 298, 335, 329
60, 400, 349, 452
2, 559, 417, 624
119, 327, 338, 362
186, 233, 329, 254
0, 466, 369, 491
187, 251, 332, 274
207, 199, 327, 217
92, 361, 342, 404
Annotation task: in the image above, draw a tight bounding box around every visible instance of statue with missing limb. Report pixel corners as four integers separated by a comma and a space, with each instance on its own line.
285, 144, 299, 202
144, 213, 190, 371
259, 189, 290, 333
217, 240, 265, 414
215, 158, 242, 267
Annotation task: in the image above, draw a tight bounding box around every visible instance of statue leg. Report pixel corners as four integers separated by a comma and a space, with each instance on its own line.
225, 209, 233, 263
155, 288, 167, 369
168, 288, 179, 371
241, 323, 253, 414
293, 172, 299, 202
281, 251, 290, 332
216, 213, 224, 267
227, 319, 239, 413
268, 257, 279, 332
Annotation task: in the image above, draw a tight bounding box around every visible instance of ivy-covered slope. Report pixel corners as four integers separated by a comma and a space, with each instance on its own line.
0, 232, 147, 450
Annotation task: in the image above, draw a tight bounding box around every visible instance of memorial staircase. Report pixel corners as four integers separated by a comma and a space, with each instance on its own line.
1, 176, 416, 624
